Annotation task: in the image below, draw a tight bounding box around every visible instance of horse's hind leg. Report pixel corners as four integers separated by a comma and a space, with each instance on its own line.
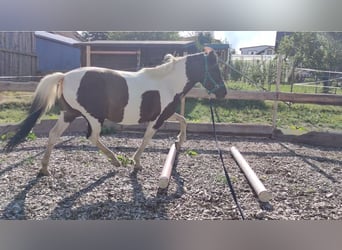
40, 111, 74, 176
171, 113, 187, 150
132, 122, 157, 170
86, 117, 121, 167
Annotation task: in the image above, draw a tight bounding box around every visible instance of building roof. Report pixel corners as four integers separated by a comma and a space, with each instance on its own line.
35, 31, 80, 45
239, 45, 275, 55
75, 40, 196, 48
240, 45, 274, 50
49, 31, 85, 41
204, 43, 230, 50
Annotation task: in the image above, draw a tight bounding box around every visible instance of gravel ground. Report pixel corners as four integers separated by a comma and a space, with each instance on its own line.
0, 132, 341, 220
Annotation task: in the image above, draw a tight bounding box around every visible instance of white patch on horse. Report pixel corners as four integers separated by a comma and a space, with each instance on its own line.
118, 56, 187, 125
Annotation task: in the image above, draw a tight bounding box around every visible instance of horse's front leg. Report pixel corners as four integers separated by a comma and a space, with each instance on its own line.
170, 113, 187, 150
132, 122, 156, 170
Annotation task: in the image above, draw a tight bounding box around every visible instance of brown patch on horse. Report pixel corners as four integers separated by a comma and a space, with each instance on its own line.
153, 81, 195, 130
139, 90, 161, 123
185, 53, 205, 83
153, 93, 181, 130
77, 70, 129, 124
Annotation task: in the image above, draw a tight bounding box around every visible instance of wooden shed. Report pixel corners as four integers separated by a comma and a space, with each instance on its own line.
35, 31, 81, 74
0, 32, 37, 77
204, 43, 230, 62
75, 40, 197, 71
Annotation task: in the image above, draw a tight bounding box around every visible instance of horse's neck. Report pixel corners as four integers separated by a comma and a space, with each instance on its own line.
142, 56, 188, 91
142, 56, 181, 76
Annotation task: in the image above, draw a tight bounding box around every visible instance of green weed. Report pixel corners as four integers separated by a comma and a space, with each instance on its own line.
185, 150, 198, 157
216, 175, 238, 184
117, 154, 133, 167
0, 132, 15, 141
24, 157, 35, 165
26, 131, 37, 141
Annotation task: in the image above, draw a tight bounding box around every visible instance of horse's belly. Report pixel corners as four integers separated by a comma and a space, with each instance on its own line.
118, 98, 143, 125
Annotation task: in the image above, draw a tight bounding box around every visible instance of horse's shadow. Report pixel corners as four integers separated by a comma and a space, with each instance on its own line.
1, 154, 184, 220
49, 159, 184, 220
0, 175, 43, 219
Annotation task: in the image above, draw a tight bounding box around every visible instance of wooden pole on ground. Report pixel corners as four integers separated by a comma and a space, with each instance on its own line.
230, 146, 272, 202
159, 143, 177, 189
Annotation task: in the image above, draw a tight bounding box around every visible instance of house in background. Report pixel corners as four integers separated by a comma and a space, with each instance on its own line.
240, 45, 275, 55
35, 31, 82, 74
75, 40, 197, 71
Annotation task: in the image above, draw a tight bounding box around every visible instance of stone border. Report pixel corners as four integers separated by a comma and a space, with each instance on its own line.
1, 118, 341, 148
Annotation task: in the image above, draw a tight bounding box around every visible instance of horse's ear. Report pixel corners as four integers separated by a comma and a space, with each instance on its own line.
203, 47, 213, 54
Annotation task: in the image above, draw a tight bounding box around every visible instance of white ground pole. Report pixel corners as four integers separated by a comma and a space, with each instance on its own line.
159, 143, 177, 189
230, 146, 272, 202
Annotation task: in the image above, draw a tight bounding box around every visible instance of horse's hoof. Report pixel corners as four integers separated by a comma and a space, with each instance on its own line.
175, 141, 181, 151
38, 169, 50, 176
133, 164, 142, 171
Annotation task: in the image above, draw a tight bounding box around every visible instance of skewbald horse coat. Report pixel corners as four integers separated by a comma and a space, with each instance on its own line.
4, 48, 227, 176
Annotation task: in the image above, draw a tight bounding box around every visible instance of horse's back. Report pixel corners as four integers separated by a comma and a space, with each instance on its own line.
62, 67, 130, 124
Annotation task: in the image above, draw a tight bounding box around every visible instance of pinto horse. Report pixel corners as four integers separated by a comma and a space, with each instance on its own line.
4, 47, 227, 175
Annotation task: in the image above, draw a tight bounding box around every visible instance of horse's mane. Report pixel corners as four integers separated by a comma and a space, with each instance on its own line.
141, 54, 178, 77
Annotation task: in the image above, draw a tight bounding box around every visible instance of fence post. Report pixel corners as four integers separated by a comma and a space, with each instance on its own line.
272, 55, 282, 132
180, 97, 186, 116
86, 45, 91, 66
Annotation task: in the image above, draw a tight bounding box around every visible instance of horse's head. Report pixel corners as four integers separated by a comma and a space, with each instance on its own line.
200, 47, 227, 99
185, 47, 227, 99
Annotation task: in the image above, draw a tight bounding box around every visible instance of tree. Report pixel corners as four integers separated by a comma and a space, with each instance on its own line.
195, 32, 216, 50
108, 32, 180, 41
81, 32, 111, 41
277, 32, 342, 92
81, 31, 180, 41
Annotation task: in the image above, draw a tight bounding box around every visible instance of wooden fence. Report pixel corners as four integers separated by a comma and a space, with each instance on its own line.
1, 81, 341, 106
1, 80, 341, 137
0, 32, 37, 76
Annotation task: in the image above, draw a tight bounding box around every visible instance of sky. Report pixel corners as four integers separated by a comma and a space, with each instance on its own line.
213, 31, 277, 53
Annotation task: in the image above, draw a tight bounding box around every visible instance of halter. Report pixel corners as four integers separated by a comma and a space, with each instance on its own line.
202, 55, 225, 94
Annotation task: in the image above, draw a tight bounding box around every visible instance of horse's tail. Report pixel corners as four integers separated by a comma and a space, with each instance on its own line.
4, 72, 65, 152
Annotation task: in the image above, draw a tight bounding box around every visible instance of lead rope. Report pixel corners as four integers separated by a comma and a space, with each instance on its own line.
209, 98, 245, 220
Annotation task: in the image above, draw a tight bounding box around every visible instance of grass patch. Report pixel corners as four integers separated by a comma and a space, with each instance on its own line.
1, 88, 341, 133
276, 103, 342, 131
185, 98, 271, 124
227, 81, 342, 94
0, 100, 60, 124
0, 104, 30, 123
184, 98, 342, 132
0, 132, 15, 141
